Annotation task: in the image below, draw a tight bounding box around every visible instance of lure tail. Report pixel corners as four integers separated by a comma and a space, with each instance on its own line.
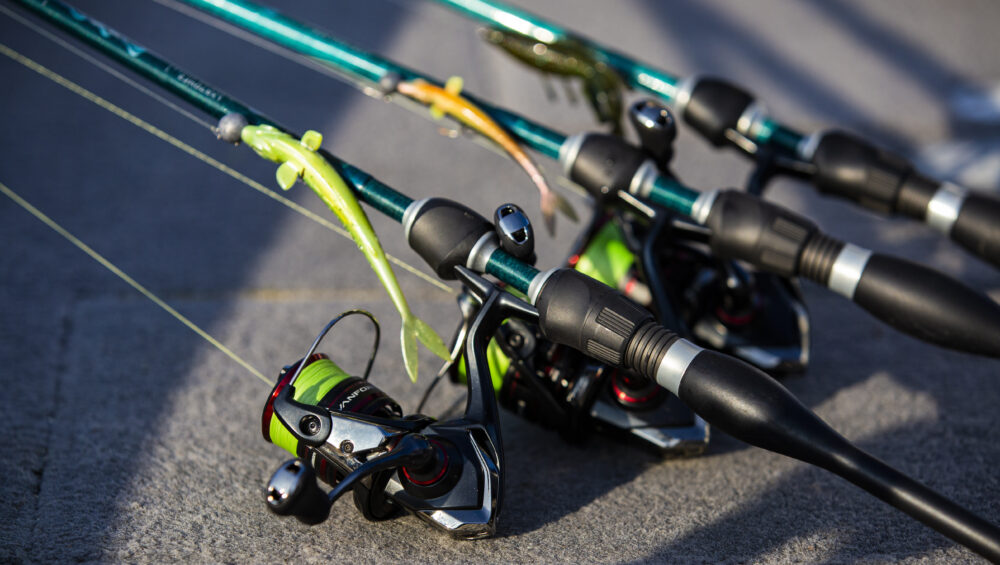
538, 185, 579, 236
401, 314, 452, 383
582, 77, 624, 135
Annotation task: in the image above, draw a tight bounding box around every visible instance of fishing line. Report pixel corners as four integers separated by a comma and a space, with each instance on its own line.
0, 39, 453, 295
0, 180, 271, 385
152, 0, 585, 199
150, 0, 373, 92
0, 3, 215, 131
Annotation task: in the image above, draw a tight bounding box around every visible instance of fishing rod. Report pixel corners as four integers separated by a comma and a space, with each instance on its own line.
13, 0, 1000, 558
158, 2, 810, 448
170, 0, 1000, 359
431, 0, 1000, 270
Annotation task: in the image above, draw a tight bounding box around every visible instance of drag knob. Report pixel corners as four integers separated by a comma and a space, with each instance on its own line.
265, 458, 331, 525
494, 203, 536, 264
629, 99, 677, 168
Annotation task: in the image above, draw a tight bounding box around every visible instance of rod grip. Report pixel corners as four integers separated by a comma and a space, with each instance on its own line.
952, 191, 1000, 267
852, 253, 1000, 357
672, 350, 1000, 561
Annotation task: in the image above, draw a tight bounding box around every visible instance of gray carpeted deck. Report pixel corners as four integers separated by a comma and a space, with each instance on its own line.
2, 0, 998, 562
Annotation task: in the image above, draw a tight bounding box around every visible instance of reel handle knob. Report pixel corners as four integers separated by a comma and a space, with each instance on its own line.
494, 203, 536, 264
628, 99, 677, 169
265, 458, 331, 525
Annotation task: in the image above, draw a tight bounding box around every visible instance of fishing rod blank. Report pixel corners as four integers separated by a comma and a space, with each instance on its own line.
172, 0, 1000, 359
15, 0, 1000, 558
433, 0, 1000, 268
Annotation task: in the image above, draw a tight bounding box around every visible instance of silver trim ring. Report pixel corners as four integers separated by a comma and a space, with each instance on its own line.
827, 243, 873, 300
628, 159, 659, 198
655, 339, 704, 395
559, 133, 588, 177
466, 232, 499, 273
690, 189, 720, 225
925, 182, 969, 235
736, 101, 768, 139
527, 268, 559, 305
796, 131, 823, 162
671, 75, 699, 115
402, 198, 433, 242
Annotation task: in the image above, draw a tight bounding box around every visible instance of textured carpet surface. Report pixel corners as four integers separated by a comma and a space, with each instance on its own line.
2, 0, 999, 563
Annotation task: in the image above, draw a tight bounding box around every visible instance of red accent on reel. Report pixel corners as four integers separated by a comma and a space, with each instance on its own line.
401, 439, 450, 486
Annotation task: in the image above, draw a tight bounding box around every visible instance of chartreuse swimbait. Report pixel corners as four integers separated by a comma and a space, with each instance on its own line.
396, 76, 577, 235
240, 124, 451, 382
482, 29, 626, 135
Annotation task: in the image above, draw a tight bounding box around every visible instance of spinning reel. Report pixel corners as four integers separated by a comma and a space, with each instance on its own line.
617, 100, 809, 374
427, 103, 807, 456
261, 268, 535, 538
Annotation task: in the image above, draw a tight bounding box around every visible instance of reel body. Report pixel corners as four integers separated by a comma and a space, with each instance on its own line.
261, 270, 536, 539
448, 210, 807, 454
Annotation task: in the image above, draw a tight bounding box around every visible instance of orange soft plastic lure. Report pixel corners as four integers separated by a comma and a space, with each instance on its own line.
397, 76, 576, 235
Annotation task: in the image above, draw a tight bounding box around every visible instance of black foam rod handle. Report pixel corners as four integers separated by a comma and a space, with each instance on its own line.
674, 350, 1000, 561
852, 254, 1000, 358
952, 192, 1000, 268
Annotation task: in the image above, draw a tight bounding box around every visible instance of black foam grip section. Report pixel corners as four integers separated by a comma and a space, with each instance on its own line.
797, 232, 845, 284
811, 130, 912, 214
407, 198, 492, 279
853, 254, 1000, 357
678, 351, 1000, 560
679, 350, 847, 461
895, 171, 939, 220
536, 269, 653, 366
952, 192, 1000, 267
706, 190, 817, 277
682, 78, 754, 146
567, 134, 648, 202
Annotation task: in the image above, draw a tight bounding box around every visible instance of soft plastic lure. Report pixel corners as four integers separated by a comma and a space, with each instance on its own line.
396, 76, 576, 235
482, 28, 626, 135
240, 124, 451, 382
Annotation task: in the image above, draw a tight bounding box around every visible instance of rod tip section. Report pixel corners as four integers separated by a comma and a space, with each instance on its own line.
854, 254, 1000, 357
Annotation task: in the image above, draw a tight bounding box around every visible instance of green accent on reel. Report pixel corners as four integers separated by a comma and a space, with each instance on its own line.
572, 221, 634, 288
268, 357, 352, 455
455, 337, 511, 394
460, 221, 634, 395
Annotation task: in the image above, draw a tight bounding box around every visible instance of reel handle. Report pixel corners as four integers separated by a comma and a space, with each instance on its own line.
265, 459, 331, 525
325, 434, 435, 506
265, 435, 434, 526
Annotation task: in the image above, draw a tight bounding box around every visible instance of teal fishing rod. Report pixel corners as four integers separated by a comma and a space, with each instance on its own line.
168, 0, 1000, 359
12, 0, 1000, 557
433, 0, 1000, 269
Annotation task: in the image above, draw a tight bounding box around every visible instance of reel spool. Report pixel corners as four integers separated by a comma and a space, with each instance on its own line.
262, 354, 402, 475
262, 310, 411, 521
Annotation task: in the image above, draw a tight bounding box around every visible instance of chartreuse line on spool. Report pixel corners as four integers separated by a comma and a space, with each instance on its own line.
15, 0, 1000, 557
0, 180, 270, 385
169, 0, 1000, 358
435, 0, 1000, 269
267, 356, 352, 454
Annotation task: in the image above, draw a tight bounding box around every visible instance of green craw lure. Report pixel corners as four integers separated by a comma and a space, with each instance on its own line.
240, 124, 451, 382
483, 28, 626, 135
